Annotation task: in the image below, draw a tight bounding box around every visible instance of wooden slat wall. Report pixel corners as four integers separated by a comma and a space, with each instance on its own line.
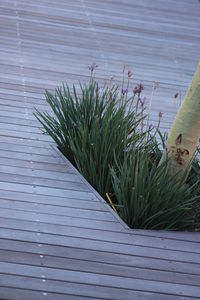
0, 0, 200, 299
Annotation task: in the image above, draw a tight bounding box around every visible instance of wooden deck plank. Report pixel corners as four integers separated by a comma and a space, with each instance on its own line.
131, 229, 200, 243
0, 181, 99, 201
0, 143, 58, 157
0, 217, 199, 254
0, 287, 93, 300
0, 173, 90, 192
1, 275, 191, 300
0, 210, 124, 232
0, 249, 199, 287
0, 0, 200, 298
0, 165, 78, 180
0, 150, 64, 164
0, 190, 107, 210
0, 200, 116, 222
1, 239, 200, 276
0, 157, 73, 172
0, 228, 199, 264
1, 262, 200, 298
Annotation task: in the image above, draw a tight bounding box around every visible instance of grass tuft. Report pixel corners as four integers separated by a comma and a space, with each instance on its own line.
34, 74, 200, 230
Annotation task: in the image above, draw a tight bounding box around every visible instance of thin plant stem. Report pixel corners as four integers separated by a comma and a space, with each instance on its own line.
146, 82, 158, 133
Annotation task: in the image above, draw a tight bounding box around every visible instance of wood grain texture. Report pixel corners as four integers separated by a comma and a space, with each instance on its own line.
0, 0, 200, 299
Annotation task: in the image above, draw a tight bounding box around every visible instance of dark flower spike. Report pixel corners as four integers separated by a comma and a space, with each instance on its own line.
133, 83, 144, 95
159, 111, 163, 118
89, 62, 98, 72
121, 88, 128, 96
128, 70, 132, 78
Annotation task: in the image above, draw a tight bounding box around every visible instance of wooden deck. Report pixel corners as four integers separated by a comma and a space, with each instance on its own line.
0, 0, 200, 299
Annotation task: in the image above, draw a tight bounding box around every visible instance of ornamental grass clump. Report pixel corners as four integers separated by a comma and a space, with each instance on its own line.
34, 75, 145, 197
34, 66, 200, 230
111, 148, 200, 230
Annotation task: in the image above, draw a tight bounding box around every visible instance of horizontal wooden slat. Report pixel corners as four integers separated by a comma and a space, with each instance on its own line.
0, 263, 200, 298
0, 287, 92, 300
0, 189, 107, 210
0, 228, 199, 264
0, 274, 191, 300
0, 249, 199, 286
0, 217, 199, 254
0, 209, 123, 231
1, 239, 199, 276
0, 172, 90, 192
0, 200, 115, 222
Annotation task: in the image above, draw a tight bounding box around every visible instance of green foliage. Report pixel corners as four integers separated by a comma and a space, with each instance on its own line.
34, 75, 200, 231
34, 79, 143, 197
111, 149, 200, 230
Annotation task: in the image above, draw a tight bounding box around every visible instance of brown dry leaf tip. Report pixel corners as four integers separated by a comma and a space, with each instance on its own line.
106, 193, 117, 213
128, 70, 132, 78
